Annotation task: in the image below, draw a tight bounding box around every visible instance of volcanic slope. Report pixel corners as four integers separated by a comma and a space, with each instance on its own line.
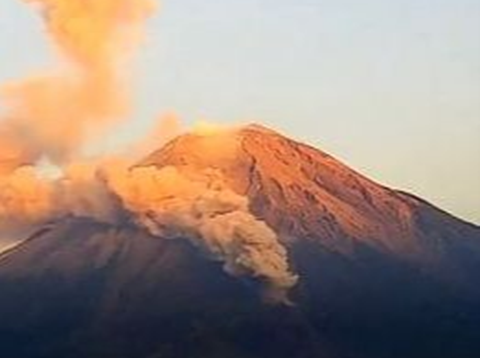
1, 124, 479, 358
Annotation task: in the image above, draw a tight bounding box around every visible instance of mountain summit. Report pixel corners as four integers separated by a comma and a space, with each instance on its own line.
145, 124, 479, 258
1, 124, 479, 358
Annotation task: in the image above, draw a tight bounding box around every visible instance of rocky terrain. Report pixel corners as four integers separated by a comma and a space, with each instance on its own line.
0, 125, 479, 358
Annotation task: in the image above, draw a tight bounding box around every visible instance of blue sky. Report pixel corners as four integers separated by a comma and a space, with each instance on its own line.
0, 0, 479, 222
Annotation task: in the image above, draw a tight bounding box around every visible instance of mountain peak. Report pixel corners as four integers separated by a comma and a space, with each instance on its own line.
1, 124, 480, 358
140, 123, 478, 259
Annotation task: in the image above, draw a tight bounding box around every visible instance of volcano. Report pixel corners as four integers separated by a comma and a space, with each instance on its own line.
0, 124, 479, 358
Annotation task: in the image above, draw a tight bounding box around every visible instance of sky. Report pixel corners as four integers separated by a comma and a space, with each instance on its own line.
0, 0, 479, 223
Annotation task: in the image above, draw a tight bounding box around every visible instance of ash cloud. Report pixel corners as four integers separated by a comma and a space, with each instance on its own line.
0, 0, 298, 302
0, 0, 154, 164
0, 161, 298, 302
104, 163, 298, 302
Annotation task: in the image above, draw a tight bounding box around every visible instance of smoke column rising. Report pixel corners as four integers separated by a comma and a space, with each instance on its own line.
0, 0, 298, 302
0, 0, 155, 163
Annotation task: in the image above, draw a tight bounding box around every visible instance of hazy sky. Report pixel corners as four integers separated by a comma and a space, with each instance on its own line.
0, 0, 479, 223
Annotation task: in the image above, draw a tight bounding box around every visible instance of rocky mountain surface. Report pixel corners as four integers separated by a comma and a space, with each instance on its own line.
1, 125, 479, 358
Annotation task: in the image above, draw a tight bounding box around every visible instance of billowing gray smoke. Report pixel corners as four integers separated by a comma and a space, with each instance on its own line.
104, 163, 299, 303
0, 158, 298, 303
0, 0, 298, 303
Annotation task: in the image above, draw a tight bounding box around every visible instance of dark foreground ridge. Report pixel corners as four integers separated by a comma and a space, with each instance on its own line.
1, 124, 479, 358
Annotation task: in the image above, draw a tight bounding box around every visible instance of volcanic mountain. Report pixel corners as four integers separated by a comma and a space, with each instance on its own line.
0, 124, 479, 358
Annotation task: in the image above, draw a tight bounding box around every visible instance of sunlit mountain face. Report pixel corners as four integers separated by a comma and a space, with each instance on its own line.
0, 1, 479, 357
0, 125, 479, 358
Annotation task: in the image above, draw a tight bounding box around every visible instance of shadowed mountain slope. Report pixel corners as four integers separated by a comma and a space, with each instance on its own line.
1, 125, 479, 358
